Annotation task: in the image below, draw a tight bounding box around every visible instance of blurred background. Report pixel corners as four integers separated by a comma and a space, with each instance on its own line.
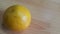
0, 0, 60, 34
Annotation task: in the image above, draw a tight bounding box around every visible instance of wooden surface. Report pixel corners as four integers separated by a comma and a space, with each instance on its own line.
22, 19, 50, 34
0, 0, 60, 34
0, 19, 49, 34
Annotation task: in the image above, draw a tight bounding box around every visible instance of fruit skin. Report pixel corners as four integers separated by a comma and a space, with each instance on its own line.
3, 5, 31, 31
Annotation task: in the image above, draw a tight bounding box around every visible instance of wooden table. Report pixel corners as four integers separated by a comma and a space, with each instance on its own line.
0, 0, 60, 34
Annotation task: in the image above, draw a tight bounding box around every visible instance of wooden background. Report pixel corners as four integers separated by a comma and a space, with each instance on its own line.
0, 0, 60, 34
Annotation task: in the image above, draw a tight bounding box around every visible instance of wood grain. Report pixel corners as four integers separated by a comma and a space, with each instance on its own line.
1, 0, 60, 34
21, 19, 50, 34
3, 18, 50, 34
